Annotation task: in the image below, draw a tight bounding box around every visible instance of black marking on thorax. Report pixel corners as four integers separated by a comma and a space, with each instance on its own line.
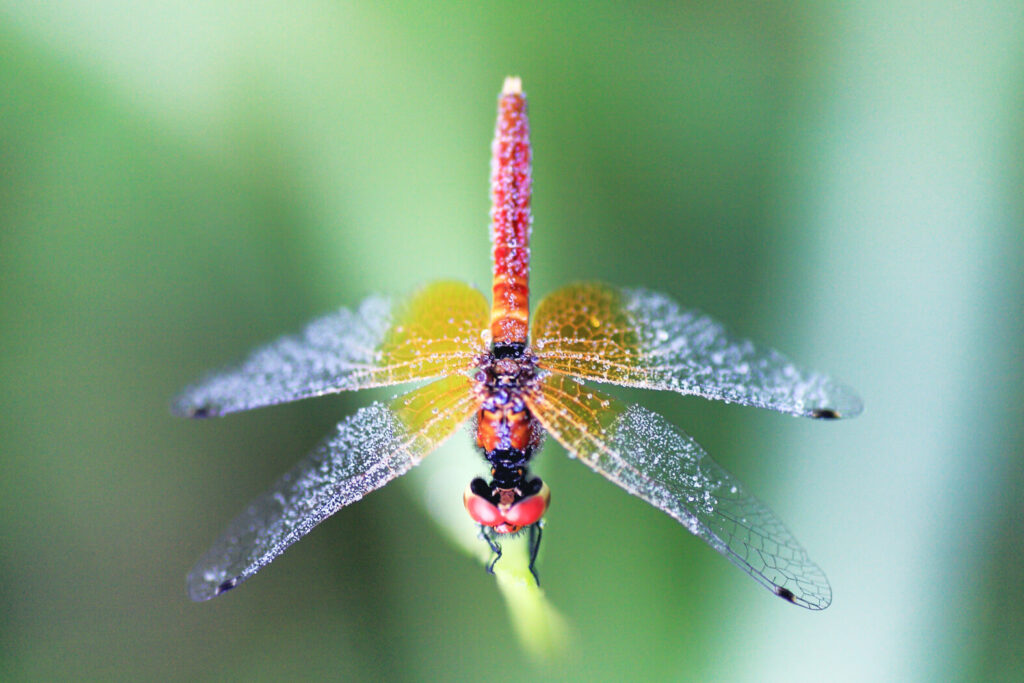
492, 341, 526, 359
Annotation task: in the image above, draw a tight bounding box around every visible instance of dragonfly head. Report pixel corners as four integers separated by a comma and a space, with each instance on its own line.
463, 476, 550, 534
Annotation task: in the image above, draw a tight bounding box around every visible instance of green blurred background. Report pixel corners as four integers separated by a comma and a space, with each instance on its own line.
2, 2, 1022, 681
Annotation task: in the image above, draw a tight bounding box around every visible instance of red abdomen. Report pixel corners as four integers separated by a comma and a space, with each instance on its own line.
489, 77, 532, 347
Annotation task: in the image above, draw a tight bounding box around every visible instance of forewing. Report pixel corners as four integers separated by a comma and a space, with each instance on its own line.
532, 283, 861, 419
525, 373, 832, 609
187, 374, 478, 601
174, 280, 488, 417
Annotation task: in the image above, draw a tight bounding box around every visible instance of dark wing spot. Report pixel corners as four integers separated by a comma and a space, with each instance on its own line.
215, 577, 238, 595
811, 408, 840, 420
775, 586, 797, 603
189, 406, 211, 419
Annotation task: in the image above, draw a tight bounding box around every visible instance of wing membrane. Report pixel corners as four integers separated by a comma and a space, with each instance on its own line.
525, 372, 832, 609
187, 374, 478, 601
174, 280, 488, 417
532, 283, 861, 419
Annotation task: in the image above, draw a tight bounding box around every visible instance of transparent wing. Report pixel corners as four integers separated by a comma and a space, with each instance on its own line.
187, 374, 479, 601
174, 280, 488, 417
532, 282, 862, 419
525, 373, 832, 609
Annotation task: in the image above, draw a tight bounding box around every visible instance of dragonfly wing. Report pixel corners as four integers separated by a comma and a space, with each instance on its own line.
187, 374, 478, 601
174, 280, 488, 417
525, 373, 832, 610
532, 282, 861, 419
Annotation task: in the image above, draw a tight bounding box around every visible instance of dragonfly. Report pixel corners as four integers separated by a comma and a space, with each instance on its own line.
176, 76, 861, 610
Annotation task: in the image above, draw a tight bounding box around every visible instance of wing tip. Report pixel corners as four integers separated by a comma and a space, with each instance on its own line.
775, 585, 798, 603
809, 389, 863, 420
171, 393, 218, 419
774, 583, 832, 610
187, 574, 241, 602
178, 406, 214, 419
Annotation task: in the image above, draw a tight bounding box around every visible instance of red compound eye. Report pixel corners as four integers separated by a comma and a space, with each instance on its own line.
504, 481, 550, 527
463, 484, 502, 526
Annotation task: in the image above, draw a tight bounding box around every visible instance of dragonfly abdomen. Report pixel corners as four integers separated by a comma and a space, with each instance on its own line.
489, 76, 532, 349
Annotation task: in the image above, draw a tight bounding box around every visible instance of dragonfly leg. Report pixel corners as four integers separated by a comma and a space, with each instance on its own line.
479, 525, 503, 574
527, 521, 543, 586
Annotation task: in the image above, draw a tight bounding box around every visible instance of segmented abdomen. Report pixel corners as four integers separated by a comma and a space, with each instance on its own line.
489, 77, 532, 347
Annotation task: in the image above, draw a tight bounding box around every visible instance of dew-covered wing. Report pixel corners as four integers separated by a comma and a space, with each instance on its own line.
531, 283, 861, 419
187, 374, 478, 601
174, 280, 488, 417
524, 373, 832, 609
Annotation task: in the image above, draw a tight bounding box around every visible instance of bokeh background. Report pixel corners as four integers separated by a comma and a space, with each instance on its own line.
2, 2, 1022, 681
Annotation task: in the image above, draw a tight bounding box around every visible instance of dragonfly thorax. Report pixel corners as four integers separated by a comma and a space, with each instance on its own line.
473, 347, 541, 457
466, 346, 548, 535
